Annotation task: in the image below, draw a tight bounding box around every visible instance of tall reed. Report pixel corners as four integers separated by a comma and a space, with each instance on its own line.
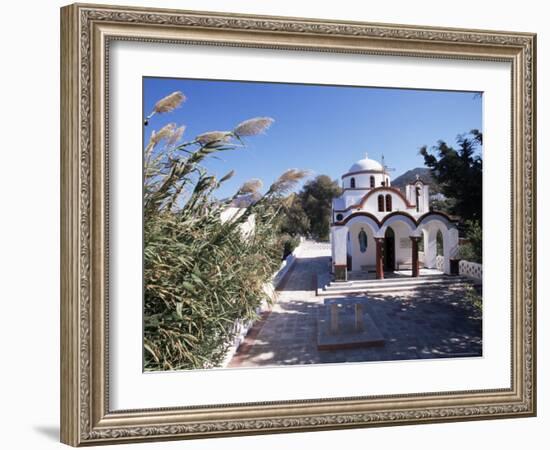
143, 91, 305, 370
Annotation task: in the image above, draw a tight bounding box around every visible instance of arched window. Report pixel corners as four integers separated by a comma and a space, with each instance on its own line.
385, 194, 392, 212
358, 228, 368, 253
350, 177, 356, 188
415, 186, 422, 212
377, 194, 384, 212
386, 177, 389, 186
370, 176, 375, 188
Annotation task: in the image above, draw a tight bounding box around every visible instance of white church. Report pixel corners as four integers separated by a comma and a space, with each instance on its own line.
330, 153, 459, 281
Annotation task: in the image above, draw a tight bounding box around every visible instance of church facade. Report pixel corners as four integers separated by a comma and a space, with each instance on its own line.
330, 154, 459, 281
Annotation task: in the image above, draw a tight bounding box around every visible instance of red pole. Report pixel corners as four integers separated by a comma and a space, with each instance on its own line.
375, 238, 384, 279
410, 236, 420, 277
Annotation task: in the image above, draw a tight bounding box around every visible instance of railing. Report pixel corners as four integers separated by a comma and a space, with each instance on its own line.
459, 259, 482, 280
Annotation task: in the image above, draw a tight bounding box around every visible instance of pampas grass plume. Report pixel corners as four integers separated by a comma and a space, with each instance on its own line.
144, 91, 186, 125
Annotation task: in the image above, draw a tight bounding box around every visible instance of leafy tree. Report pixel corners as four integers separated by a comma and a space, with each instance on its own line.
420, 129, 483, 224
458, 219, 483, 263
299, 175, 342, 241
429, 196, 457, 216
279, 193, 310, 238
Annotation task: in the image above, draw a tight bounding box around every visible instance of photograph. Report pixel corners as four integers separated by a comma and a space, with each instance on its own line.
56, 2, 536, 445
142, 78, 484, 372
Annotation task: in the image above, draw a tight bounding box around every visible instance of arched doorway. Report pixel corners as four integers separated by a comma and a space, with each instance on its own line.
384, 227, 395, 271
416, 214, 460, 275
436, 229, 444, 256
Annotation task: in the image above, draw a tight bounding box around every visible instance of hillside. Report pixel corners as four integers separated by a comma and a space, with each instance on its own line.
391, 167, 443, 195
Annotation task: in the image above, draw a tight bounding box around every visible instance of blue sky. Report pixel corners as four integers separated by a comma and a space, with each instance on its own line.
143, 77, 482, 199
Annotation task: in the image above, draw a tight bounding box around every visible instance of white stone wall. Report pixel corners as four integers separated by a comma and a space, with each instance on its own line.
405, 182, 430, 213
343, 172, 386, 189
332, 226, 349, 266
361, 189, 409, 213
422, 229, 437, 268
338, 190, 369, 209
390, 221, 414, 266
349, 222, 376, 270
459, 260, 483, 280
435, 255, 444, 271
220, 206, 255, 237
271, 240, 302, 286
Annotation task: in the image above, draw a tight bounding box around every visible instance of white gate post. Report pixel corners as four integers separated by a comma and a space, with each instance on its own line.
332, 226, 348, 281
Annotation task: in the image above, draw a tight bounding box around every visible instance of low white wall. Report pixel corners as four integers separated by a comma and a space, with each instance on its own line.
459, 259, 483, 280
220, 207, 256, 238
272, 238, 304, 286
220, 238, 305, 367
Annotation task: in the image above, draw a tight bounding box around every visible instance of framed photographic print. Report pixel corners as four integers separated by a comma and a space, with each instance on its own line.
60, 3, 537, 446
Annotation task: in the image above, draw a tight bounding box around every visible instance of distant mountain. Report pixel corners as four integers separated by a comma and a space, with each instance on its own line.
391, 167, 443, 195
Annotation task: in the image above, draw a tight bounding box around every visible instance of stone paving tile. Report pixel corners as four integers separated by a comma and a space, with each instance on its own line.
229, 241, 482, 368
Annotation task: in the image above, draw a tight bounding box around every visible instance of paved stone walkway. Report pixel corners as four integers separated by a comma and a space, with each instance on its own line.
228, 241, 482, 368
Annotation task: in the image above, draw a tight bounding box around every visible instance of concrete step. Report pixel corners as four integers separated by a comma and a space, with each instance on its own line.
318, 283, 473, 296
328, 273, 454, 286
319, 283, 472, 296
324, 276, 469, 291
318, 276, 474, 297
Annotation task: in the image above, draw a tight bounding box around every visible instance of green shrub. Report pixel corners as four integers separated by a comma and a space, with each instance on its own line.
142, 98, 307, 370
464, 285, 482, 313
144, 206, 283, 370
458, 220, 482, 263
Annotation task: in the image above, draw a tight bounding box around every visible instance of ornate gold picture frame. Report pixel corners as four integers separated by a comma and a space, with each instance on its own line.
60, 3, 536, 446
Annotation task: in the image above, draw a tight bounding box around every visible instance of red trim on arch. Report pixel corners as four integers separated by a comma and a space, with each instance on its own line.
333, 210, 458, 228
333, 187, 415, 212
362, 187, 415, 209
417, 210, 459, 225
380, 210, 418, 227
333, 211, 382, 227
